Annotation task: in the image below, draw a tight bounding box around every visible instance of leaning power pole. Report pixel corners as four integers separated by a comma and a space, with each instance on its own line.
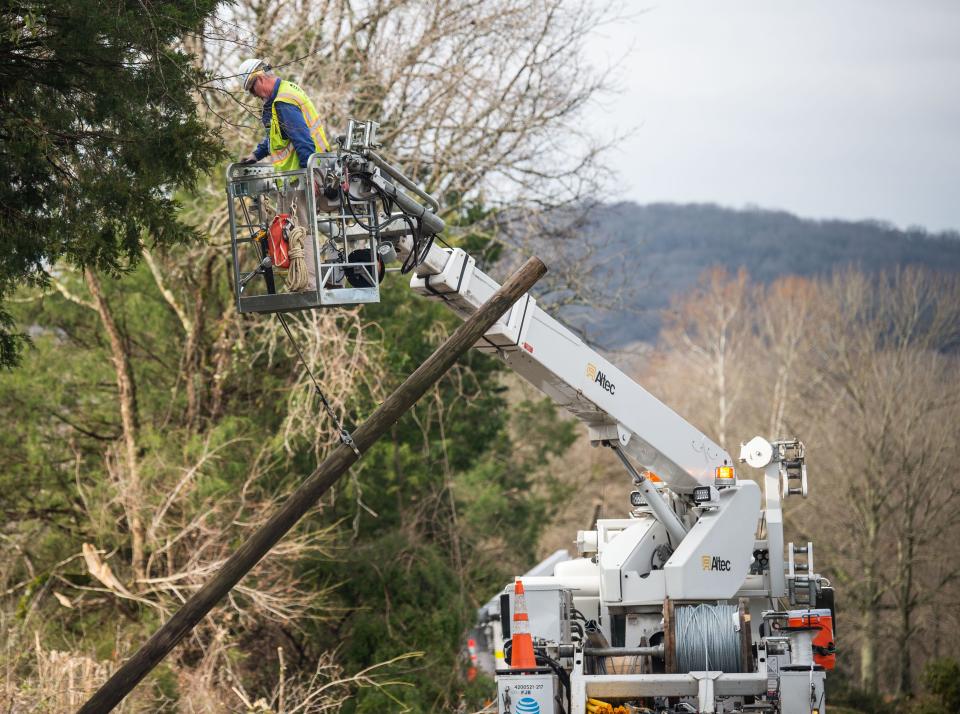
77, 256, 547, 714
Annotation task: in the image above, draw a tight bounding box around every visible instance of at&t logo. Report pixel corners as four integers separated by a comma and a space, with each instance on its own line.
516, 696, 541, 714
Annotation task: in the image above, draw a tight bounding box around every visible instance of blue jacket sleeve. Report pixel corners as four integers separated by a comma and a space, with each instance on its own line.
275, 102, 316, 167
253, 136, 269, 160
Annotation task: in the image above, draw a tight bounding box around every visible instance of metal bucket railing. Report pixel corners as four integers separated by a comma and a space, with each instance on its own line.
226, 152, 383, 314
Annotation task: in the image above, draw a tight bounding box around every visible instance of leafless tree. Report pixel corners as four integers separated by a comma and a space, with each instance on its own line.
639, 266, 960, 694
188, 0, 625, 310
805, 268, 960, 693
648, 267, 753, 450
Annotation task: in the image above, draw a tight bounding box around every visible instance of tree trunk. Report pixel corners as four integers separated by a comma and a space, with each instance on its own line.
860, 629, 876, 692
84, 268, 146, 581
897, 585, 913, 695
185, 255, 215, 428
896, 531, 917, 695
183, 279, 207, 429
858, 511, 880, 692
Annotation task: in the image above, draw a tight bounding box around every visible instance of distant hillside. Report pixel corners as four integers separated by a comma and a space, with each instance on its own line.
557, 202, 960, 348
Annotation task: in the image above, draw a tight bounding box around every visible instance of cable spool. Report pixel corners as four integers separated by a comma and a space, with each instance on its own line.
666, 603, 748, 673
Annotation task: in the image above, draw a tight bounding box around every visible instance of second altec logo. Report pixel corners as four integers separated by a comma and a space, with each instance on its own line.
701, 555, 733, 572
586, 363, 616, 394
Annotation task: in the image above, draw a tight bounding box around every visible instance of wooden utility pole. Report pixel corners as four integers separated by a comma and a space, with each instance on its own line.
77, 257, 547, 714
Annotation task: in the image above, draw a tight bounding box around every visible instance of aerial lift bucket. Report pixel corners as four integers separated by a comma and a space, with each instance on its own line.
226, 120, 446, 315
226, 152, 384, 314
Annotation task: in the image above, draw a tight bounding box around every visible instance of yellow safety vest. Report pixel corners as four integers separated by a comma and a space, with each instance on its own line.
269, 80, 331, 173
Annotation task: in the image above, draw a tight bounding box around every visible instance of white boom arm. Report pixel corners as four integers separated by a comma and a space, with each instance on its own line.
408, 245, 731, 494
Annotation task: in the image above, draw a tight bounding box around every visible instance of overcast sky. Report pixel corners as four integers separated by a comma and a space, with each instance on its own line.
583, 1, 960, 232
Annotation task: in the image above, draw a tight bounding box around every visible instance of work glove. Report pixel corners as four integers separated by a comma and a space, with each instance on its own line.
238, 153, 258, 165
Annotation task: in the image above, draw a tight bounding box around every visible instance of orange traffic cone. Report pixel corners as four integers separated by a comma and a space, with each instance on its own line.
466, 637, 478, 682
511, 579, 537, 669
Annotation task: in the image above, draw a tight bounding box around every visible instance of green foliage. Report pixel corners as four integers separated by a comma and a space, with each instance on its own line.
0, 246, 575, 708
912, 658, 960, 714
2, 263, 302, 663
0, 0, 226, 366
828, 686, 895, 714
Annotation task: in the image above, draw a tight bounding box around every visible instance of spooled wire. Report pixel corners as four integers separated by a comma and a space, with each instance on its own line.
674, 603, 742, 674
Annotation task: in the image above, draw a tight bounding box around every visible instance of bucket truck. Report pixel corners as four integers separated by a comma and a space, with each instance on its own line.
226, 120, 837, 714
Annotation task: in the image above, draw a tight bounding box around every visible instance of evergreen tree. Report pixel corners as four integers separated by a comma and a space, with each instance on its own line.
0, 0, 225, 366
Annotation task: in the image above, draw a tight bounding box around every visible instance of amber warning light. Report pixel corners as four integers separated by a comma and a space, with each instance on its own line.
714, 465, 736, 486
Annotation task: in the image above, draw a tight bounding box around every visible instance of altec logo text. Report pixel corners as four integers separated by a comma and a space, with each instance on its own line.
702, 555, 732, 572
586, 363, 616, 395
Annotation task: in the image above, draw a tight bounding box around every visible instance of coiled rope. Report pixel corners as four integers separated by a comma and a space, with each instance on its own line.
675, 604, 742, 673
285, 222, 309, 292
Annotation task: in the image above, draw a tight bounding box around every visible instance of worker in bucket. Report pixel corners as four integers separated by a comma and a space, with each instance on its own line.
238, 58, 331, 291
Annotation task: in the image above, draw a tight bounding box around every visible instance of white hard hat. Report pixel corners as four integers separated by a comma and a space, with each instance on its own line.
238, 58, 268, 92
